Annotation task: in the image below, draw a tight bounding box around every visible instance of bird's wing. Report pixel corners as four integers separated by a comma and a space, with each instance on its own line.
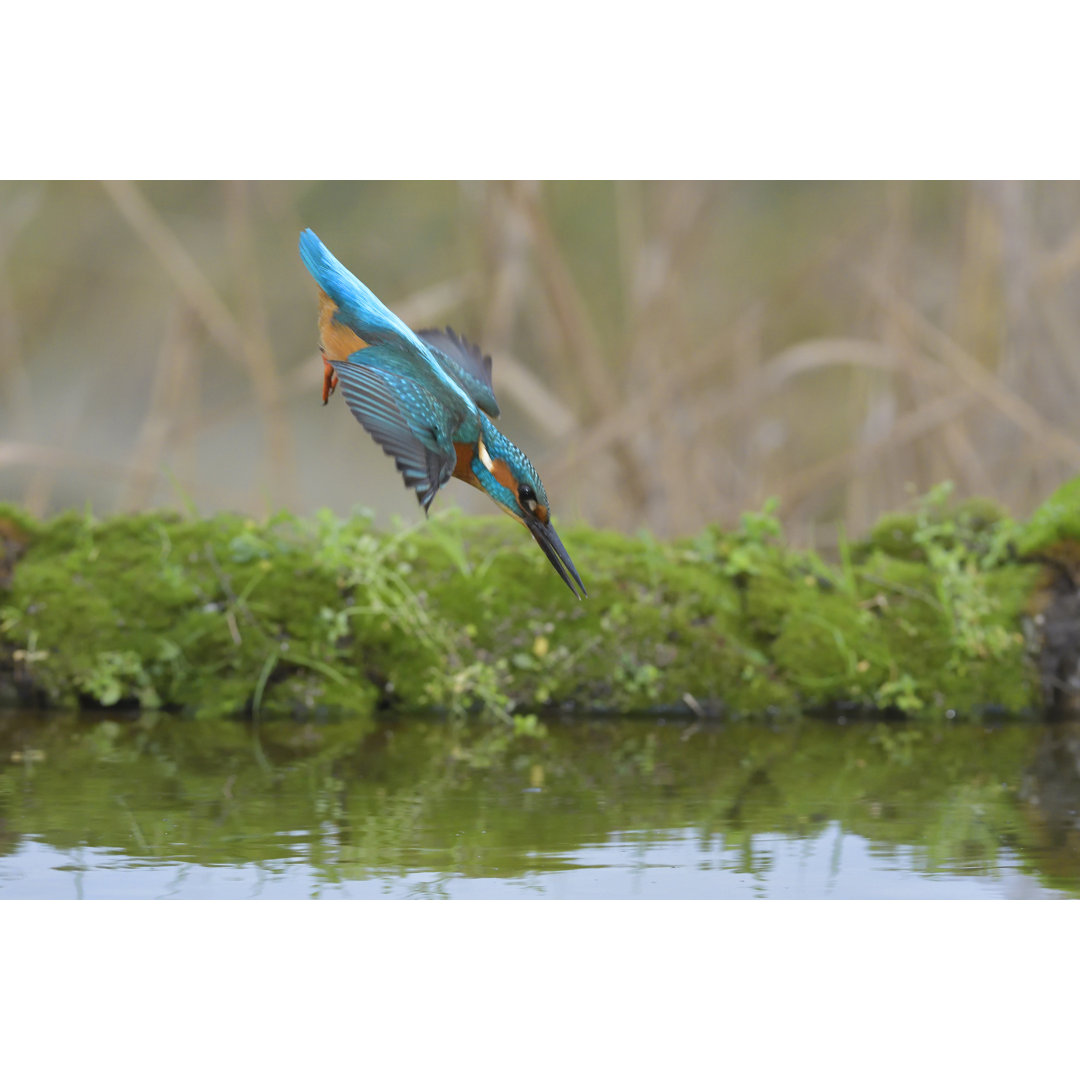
333, 360, 460, 513
416, 328, 500, 418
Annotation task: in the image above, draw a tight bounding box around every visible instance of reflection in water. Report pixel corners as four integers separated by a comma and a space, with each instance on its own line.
0, 827, 1065, 900
0, 709, 1078, 898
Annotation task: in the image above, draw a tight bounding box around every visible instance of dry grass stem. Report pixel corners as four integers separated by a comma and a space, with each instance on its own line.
864, 272, 1080, 469
6, 181, 1080, 540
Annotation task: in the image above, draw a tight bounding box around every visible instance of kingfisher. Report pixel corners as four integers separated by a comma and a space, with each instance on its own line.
298, 229, 586, 599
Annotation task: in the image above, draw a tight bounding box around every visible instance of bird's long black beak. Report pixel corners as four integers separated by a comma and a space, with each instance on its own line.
527, 517, 587, 599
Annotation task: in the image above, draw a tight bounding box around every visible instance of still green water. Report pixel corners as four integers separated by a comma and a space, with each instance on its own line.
1, 709, 1078, 899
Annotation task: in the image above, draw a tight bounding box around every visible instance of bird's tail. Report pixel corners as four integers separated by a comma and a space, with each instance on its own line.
298, 229, 424, 352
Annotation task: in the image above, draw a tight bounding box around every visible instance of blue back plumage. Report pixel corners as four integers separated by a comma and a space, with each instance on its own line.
299, 229, 475, 414
299, 229, 416, 349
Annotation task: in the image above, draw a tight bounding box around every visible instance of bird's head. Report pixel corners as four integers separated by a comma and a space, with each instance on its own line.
470, 417, 587, 599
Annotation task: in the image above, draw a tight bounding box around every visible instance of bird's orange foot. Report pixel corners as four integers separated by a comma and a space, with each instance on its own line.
321, 358, 339, 405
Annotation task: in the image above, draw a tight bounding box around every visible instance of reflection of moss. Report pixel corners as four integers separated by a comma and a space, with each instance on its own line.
0, 711, 1074, 896
0, 477, 1076, 721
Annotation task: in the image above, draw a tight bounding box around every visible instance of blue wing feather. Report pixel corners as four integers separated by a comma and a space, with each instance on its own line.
333, 360, 458, 513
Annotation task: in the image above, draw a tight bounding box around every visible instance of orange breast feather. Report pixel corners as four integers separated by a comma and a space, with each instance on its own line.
318, 289, 368, 362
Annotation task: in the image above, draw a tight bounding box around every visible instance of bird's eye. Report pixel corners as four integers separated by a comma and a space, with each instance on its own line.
519, 485, 538, 514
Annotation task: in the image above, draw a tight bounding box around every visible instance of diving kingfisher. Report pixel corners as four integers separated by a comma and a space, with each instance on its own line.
298, 229, 586, 599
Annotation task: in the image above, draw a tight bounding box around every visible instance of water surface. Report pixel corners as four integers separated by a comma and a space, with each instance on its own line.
1, 709, 1077, 898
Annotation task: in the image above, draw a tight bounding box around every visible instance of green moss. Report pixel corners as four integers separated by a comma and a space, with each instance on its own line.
767, 489, 1040, 720
1014, 474, 1080, 557
861, 493, 1010, 564
2, 509, 369, 718
0, 483, 1070, 722
0, 501, 41, 542
863, 511, 922, 562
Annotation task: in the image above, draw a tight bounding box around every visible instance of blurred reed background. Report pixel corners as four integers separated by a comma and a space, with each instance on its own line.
2, 180, 1079, 548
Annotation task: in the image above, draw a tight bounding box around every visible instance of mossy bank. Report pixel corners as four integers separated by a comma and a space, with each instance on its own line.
2, 478, 1079, 723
